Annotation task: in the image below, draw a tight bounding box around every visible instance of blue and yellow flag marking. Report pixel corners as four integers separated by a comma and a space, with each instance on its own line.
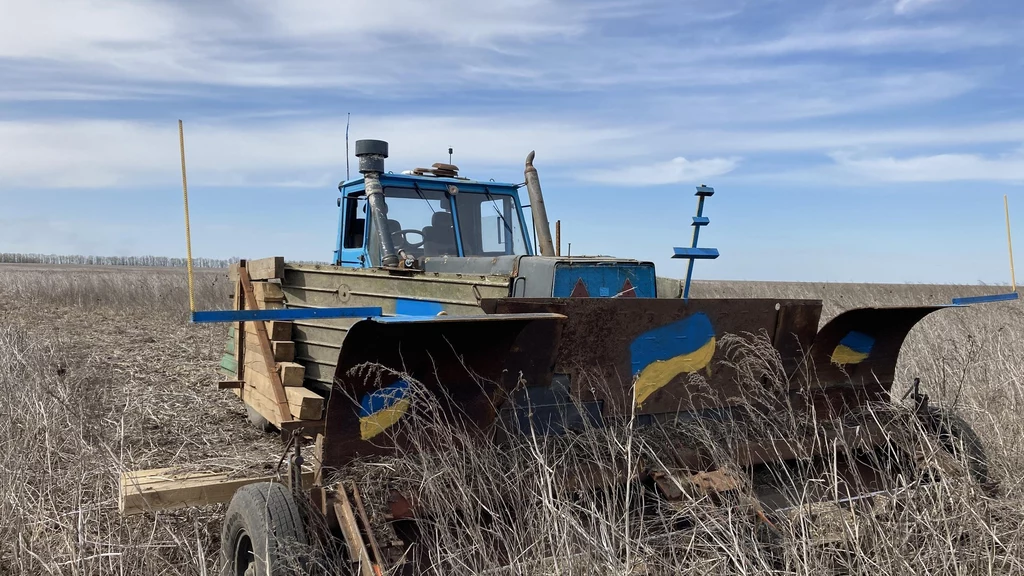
831, 331, 874, 365
359, 380, 411, 440
630, 313, 716, 407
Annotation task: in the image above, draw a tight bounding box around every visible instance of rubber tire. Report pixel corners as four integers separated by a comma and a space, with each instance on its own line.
246, 404, 276, 433
923, 406, 990, 486
221, 483, 308, 576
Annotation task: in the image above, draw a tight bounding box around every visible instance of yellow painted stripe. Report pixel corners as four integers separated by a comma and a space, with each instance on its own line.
831, 345, 869, 365
634, 337, 716, 407
359, 398, 411, 440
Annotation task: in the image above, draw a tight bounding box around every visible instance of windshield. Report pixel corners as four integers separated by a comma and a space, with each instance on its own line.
367, 187, 457, 265
454, 192, 530, 257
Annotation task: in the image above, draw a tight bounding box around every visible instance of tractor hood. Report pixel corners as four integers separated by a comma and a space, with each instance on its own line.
421, 254, 681, 298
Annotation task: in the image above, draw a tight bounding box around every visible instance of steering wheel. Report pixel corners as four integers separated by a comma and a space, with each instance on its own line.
391, 229, 424, 250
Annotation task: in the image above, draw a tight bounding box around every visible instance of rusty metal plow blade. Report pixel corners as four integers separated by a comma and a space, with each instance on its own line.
320, 313, 565, 470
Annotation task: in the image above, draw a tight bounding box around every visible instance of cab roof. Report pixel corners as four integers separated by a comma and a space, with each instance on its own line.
338, 172, 521, 195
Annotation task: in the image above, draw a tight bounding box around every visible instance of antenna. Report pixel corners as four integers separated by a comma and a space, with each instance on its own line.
448, 146, 453, 164
346, 113, 351, 181
951, 195, 1019, 304
1006, 194, 1016, 292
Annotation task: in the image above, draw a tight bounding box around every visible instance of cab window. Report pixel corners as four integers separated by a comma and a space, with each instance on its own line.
366, 187, 457, 265
454, 193, 529, 256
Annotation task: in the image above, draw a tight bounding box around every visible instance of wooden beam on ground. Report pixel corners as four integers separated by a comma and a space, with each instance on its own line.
334, 488, 375, 576
239, 266, 291, 423
248, 257, 285, 280
119, 467, 314, 516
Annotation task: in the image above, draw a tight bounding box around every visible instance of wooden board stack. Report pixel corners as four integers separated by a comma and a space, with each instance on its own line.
221, 257, 325, 430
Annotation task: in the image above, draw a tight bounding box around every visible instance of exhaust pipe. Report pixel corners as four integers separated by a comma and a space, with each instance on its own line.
524, 151, 555, 257
356, 139, 399, 268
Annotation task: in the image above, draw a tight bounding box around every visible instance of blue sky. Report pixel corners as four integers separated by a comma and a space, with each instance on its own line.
1, 0, 1022, 283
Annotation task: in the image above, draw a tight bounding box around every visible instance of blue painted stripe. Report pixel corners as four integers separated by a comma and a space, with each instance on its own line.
672, 247, 720, 259
191, 307, 382, 323
838, 331, 875, 355
395, 298, 444, 316
951, 292, 1020, 305
360, 380, 409, 417
630, 313, 715, 375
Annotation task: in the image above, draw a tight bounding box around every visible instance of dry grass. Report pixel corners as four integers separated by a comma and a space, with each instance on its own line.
0, 265, 1021, 575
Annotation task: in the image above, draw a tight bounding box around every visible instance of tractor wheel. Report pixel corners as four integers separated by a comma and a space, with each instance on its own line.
246, 404, 276, 433
922, 406, 990, 487
221, 483, 308, 576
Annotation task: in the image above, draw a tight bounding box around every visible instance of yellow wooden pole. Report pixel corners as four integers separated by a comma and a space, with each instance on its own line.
179, 120, 196, 313
1006, 195, 1016, 292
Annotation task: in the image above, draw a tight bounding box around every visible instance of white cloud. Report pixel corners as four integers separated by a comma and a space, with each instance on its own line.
894, 0, 948, 15
584, 156, 739, 186
830, 149, 1024, 182
0, 116, 643, 189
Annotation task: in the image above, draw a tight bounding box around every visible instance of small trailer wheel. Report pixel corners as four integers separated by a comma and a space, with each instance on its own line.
923, 406, 990, 486
246, 404, 276, 433
221, 483, 308, 576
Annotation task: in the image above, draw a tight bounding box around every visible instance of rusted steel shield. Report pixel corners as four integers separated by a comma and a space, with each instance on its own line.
321, 313, 563, 469
799, 306, 948, 407
480, 299, 947, 420
481, 298, 823, 418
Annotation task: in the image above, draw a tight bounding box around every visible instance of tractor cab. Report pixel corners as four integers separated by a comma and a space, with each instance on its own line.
335, 170, 532, 268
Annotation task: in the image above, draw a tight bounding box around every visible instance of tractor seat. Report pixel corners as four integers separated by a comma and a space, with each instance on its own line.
422, 212, 457, 256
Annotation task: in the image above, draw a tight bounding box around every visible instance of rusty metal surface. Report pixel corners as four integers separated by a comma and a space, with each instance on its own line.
481, 298, 821, 417
320, 313, 563, 469
320, 296, 946, 472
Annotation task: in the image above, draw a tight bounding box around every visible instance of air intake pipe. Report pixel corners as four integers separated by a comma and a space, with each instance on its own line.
524, 151, 555, 256
356, 139, 399, 268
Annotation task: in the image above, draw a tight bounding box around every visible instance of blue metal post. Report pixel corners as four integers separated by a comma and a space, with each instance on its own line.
673, 186, 718, 302
682, 195, 707, 301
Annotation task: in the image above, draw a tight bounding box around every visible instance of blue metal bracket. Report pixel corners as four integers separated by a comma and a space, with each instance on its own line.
950, 292, 1019, 305
673, 185, 719, 301
191, 306, 383, 324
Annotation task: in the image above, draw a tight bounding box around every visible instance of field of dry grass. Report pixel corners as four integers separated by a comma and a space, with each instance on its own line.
0, 264, 1021, 575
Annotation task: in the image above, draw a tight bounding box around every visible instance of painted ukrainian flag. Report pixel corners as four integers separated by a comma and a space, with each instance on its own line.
359, 380, 411, 440
830, 331, 875, 365
630, 313, 716, 407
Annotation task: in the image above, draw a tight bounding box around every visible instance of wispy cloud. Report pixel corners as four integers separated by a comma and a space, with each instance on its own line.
584, 157, 739, 186
830, 149, 1024, 182
893, 0, 949, 15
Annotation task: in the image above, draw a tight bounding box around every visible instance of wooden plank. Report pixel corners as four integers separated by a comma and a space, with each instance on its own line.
240, 266, 291, 422
278, 361, 305, 387
243, 372, 324, 420
284, 386, 324, 420
257, 300, 285, 311
242, 355, 304, 387
248, 257, 285, 280
253, 281, 285, 302
244, 320, 292, 341
334, 488, 375, 576
242, 385, 284, 426
119, 468, 314, 516
272, 341, 295, 362
218, 380, 244, 390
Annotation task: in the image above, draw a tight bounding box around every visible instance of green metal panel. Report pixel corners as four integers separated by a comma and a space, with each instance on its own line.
219, 353, 238, 374
224, 338, 235, 354
281, 263, 512, 384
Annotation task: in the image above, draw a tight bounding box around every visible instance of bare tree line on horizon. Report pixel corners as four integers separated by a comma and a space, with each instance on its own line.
0, 253, 237, 268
